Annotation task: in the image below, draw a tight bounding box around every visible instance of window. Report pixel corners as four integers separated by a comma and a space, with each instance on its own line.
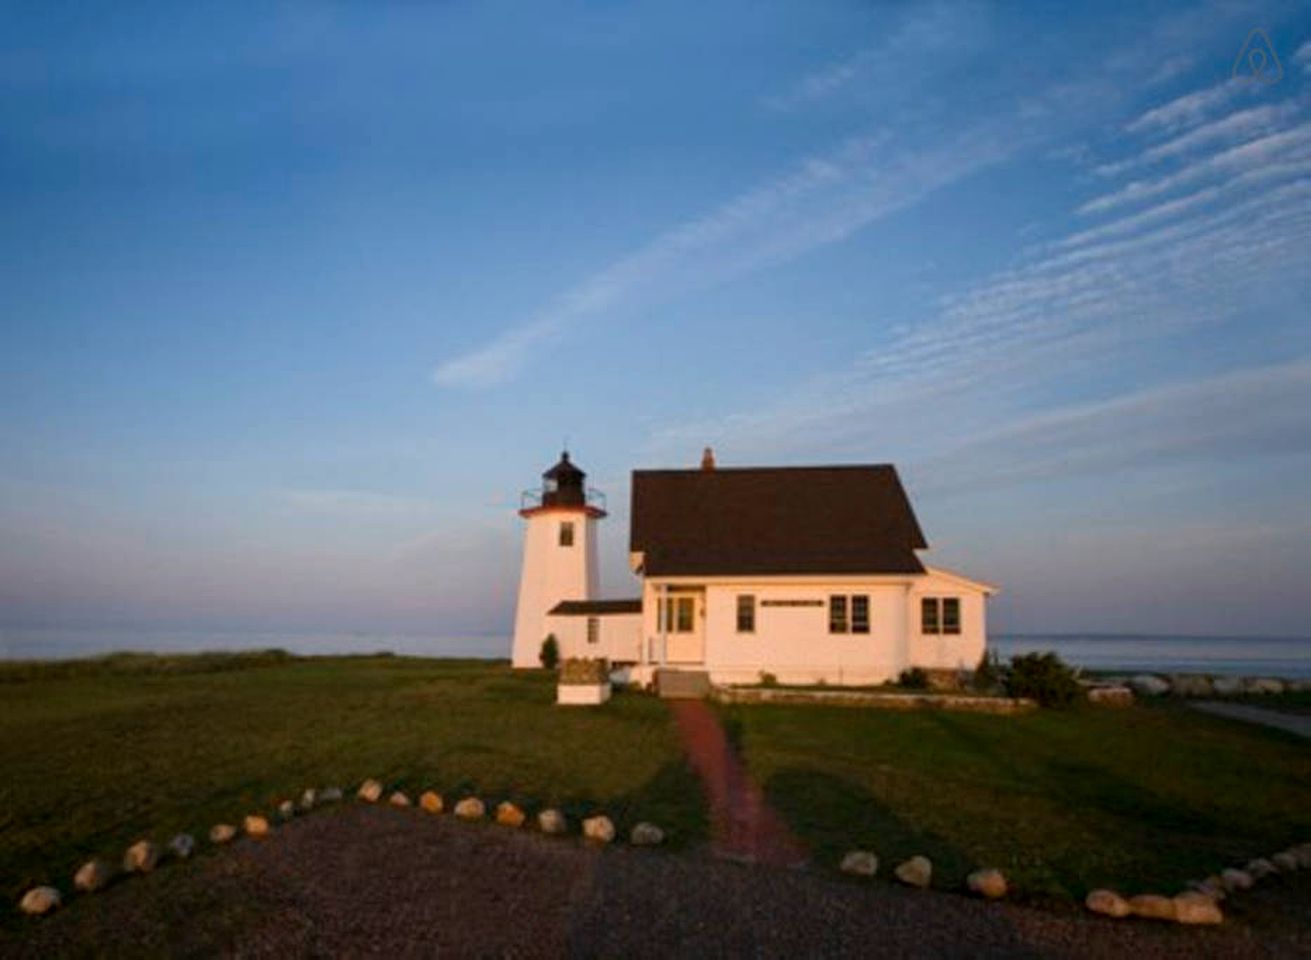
586, 616, 599, 645
921, 597, 939, 634
921, 597, 961, 635
658, 595, 695, 633
736, 595, 755, 633
942, 597, 961, 635
851, 595, 870, 634
828, 595, 848, 633
558, 521, 574, 547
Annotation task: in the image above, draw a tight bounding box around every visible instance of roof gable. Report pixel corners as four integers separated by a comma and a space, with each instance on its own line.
629, 464, 927, 577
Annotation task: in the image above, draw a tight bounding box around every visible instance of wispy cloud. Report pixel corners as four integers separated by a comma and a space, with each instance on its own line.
433, 125, 1015, 388
1295, 39, 1311, 74
1124, 78, 1253, 135
1094, 101, 1300, 177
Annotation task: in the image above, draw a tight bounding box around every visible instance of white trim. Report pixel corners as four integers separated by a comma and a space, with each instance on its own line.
922, 565, 1000, 595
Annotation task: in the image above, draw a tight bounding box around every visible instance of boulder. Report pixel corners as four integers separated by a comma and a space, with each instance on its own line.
495, 802, 526, 828
357, 779, 383, 803
1245, 857, 1276, 880
582, 815, 616, 844
894, 855, 932, 888
73, 860, 112, 893
1293, 843, 1311, 869
454, 797, 485, 820
419, 791, 444, 814
1188, 877, 1225, 901
277, 799, 295, 820
299, 788, 317, 811
839, 851, 878, 877
388, 791, 411, 808
209, 823, 237, 844
168, 833, 196, 859
1211, 676, 1244, 696
1085, 889, 1131, 918
320, 786, 344, 803
1173, 892, 1223, 925
1272, 851, 1298, 873
1128, 675, 1170, 697
966, 868, 1007, 899
538, 809, 567, 835
123, 840, 160, 874
1244, 677, 1284, 695
244, 815, 271, 838
1128, 894, 1176, 921
1220, 868, 1252, 892
1168, 674, 1213, 698
631, 822, 665, 846
18, 886, 61, 916
1087, 686, 1133, 707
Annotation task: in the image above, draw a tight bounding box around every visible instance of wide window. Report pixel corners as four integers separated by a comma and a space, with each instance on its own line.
851, 595, 870, 634
828, 595, 848, 634
586, 616, 599, 645
921, 597, 961, 635
736, 595, 755, 633
558, 521, 574, 547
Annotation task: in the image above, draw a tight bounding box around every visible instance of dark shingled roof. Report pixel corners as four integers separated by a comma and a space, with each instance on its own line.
629, 465, 927, 577
548, 599, 643, 616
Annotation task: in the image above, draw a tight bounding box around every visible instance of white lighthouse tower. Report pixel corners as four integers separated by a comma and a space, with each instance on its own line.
511, 452, 605, 668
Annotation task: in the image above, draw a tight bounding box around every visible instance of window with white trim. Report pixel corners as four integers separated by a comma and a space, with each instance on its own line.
921, 597, 961, 635
586, 616, 599, 644
558, 521, 574, 547
736, 595, 755, 633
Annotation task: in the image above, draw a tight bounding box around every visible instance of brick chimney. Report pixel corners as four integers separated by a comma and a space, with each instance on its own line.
700, 446, 716, 471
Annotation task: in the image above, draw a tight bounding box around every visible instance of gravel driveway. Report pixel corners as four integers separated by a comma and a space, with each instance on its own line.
5, 805, 1309, 959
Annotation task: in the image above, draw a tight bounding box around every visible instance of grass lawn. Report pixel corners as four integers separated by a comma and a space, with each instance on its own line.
721, 701, 1311, 905
0, 654, 705, 918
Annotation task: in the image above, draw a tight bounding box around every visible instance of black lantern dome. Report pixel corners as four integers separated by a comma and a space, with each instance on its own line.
541, 451, 586, 507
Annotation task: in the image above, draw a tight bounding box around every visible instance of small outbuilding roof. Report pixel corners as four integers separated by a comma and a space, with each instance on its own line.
548, 598, 643, 616
629, 464, 927, 577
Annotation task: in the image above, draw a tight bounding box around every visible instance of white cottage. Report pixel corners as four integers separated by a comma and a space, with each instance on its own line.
510, 449, 996, 688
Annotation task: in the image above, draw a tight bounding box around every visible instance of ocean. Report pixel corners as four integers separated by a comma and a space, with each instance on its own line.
2, 627, 1309, 679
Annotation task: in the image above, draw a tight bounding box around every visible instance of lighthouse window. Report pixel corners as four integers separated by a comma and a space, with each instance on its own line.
559, 521, 574, 547
586, 617, 599, 645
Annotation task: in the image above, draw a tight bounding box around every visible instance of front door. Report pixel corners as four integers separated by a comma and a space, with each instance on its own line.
661, 590, 704, 664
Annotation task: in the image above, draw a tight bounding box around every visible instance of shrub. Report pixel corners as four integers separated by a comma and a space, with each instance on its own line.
539, 634, 560, 670
1005, 652, 1083, 708
897, 667, 929, 690
758, 671, 778, 688
972, 649, 1003, 693
558, 657, 609, 685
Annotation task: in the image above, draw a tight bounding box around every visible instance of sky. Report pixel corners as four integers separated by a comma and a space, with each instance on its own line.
2, 1, 1311, 645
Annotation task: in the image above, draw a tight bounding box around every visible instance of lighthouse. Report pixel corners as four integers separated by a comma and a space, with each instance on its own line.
510, 452, 606, 668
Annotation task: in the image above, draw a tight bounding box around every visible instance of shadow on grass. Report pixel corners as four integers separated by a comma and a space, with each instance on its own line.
761, 767, 970, 886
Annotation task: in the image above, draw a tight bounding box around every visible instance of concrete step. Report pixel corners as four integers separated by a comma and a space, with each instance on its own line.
656, 669, 712, 700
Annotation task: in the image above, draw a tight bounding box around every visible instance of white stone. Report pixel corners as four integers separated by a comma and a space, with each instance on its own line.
299, 788, 317, 811
357, 779, 383, 803
123, 840, 160, 873
557, 682, 612, 706
168, 833, 196, 859
894, 855, 932, 888
1085, 889, 1131, 917
420, 791, 444, 814
454, 797, 485, 820
1245, 857, 1276, 880
1173, 892, 1223, 925
1087, 686, 1134, 707
320, 786, 344, 803
1128, 675, 1170, 697
1220, 868, 1253, 892
538, 809, 567, 834
244, 814, 271, 838
839, 851, 878, 877
1244, 677, 1284, 695
389, 791, 411, 808
19, 886, 61, 916
1128, 894, 1176, 921
582, 815, 615, 844
209, 823, 237, 844
1271, 851, 1298, 872
966, 868, 1007, 899
630, 822, 664, 846
1211, 676, 1244, 695
277, 799, 295, 820
73, 860, 112, 893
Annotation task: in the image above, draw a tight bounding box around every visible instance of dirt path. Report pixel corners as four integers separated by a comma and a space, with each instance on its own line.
1190, 701, 1311, 739
667, 699, 807, 867
6, 806, 1309, 959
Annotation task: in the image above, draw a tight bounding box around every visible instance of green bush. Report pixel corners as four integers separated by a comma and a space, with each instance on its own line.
539, 634, 560, 670
972, 649, 1003, 693
897, 667, 929, 690
1005, 652, 1083, 708
758, 671, 778, 687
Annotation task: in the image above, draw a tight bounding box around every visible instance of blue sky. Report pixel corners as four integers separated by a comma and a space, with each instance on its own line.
2, 1, 1310, 642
